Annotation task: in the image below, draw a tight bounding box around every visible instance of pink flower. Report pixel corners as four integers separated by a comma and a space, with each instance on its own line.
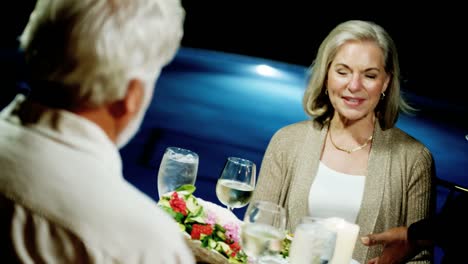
206, 210, 217, 225
224, 222, 240, 243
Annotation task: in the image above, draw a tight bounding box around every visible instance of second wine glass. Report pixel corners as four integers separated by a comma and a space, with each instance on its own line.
215, 157, 256, 211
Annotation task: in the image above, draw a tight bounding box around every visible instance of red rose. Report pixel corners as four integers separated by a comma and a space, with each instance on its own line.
169, 192, 187, 216
229, 241, 241, 257
190, 224, 213, 240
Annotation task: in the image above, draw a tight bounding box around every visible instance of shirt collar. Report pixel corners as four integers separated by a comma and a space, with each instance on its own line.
2, 94, 122, 175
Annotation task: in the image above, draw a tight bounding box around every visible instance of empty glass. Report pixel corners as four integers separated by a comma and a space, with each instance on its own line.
241, 200, 286, 263
157, 147, 199, 198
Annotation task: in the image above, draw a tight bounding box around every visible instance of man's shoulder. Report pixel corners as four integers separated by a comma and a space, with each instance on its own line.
72, 184, 192, 261
70, 180, 181, 243
1, 191, 191, 262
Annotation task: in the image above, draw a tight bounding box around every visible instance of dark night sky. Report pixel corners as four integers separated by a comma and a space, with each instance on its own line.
181, 2, 467, 104
4, 1, 466, 104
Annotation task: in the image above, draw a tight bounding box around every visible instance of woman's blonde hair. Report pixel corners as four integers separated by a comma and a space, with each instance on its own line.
302, 20, 413, 130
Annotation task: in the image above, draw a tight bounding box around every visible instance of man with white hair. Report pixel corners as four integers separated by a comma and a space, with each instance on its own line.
0, 0, 194, 263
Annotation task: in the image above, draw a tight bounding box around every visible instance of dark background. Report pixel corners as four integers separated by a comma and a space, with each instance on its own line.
4, 1, 466, 105
180, 1, 466, 105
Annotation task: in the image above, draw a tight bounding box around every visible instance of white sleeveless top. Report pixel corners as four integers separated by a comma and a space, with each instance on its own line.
308, 162, 365, 223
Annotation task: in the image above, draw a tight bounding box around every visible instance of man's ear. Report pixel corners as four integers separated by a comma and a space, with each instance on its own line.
108, 79, 144, 140
123, 79, 144, 116
109, 79, 144, 119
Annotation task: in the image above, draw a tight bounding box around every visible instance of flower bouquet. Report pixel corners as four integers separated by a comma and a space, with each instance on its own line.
157, 184, 248, 264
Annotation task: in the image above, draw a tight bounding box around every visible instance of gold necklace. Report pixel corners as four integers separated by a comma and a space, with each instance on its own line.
329, 128, 373, 154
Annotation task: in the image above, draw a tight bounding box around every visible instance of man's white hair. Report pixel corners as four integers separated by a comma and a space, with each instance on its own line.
20, 0, 184, 109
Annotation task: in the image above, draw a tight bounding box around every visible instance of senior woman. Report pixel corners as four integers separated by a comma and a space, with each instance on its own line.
250, 20, 435, 264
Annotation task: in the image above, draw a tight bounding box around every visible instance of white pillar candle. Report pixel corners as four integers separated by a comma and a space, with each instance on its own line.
289, 221, 336, 264
321, 217, 360, 264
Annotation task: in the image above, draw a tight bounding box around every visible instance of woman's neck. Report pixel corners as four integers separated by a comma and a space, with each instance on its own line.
329, 114, 375, 143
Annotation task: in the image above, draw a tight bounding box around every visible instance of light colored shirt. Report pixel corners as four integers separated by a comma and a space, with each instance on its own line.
308, 162, 365, 223
0, 95, 195, 263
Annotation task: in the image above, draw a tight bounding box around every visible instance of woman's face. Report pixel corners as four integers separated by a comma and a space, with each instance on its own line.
326, 40, 390, 123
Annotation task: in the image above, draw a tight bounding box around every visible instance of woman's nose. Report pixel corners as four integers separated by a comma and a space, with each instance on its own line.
347, 74, 362, 91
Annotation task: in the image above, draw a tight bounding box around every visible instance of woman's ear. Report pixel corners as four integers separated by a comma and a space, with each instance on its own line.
382, 74, 391, 94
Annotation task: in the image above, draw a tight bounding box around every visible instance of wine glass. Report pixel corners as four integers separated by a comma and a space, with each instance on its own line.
215, 157, 256, 211
241, 200, 286, 263
157, 146, 199, 198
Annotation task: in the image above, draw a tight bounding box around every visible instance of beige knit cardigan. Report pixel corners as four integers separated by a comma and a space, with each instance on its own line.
250, 119, 435, 263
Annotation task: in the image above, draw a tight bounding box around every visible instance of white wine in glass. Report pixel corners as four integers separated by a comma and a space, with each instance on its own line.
216, 157, 256, 211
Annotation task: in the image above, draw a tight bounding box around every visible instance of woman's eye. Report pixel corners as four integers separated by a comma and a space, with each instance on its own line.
366, 75, 377, 79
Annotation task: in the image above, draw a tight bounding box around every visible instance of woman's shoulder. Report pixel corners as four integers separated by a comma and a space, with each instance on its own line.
274, 119, 321, 137
265, 119, 323, 151
383, 126, 432, 156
